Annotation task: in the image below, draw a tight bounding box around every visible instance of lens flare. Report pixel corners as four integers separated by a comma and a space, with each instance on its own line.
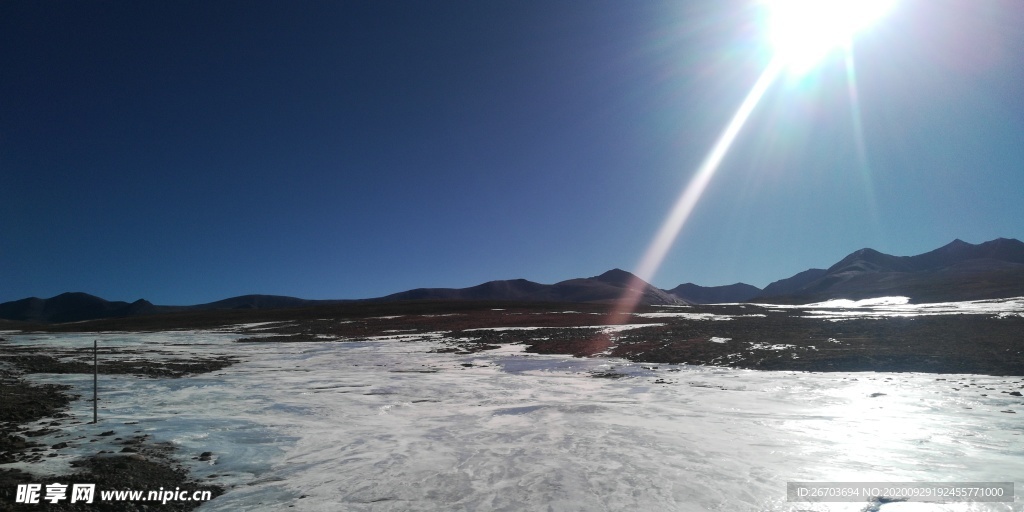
608, 60, 784, 323
609, 2, 896, 325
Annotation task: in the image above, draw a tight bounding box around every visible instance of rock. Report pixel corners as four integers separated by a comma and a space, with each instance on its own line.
51, 442, 68, 449
23, 428, 56, 437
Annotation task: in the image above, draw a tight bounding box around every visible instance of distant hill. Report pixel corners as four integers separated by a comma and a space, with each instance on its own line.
0, 292, 158, 324
757, 238, 1024, 303
0, 293, 348, 324
379, 269, 687, 305
759, 268, 828, 298
665, 283, 761, 304
376, 279, 548, 302
189, 294, 350, 310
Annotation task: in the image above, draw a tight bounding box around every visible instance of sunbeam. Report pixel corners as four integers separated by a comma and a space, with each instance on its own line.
609, 1, 897, 323
843, 44, 882, 227
609, 60, 784, 323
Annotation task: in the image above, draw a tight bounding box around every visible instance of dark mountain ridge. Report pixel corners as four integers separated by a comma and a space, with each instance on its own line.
824, 238, 1024, 275
0, 270, 685, 324
759, 268, 827, 298
759, 238, 1024, 303
190, 294, 350, 310
4, 238, 1022, 323
379, 269, 686, 306
665, 283, 761, 304
0, 292, 158, 324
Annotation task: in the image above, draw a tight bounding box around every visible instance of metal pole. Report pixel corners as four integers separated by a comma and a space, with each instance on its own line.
92, 339, 98, 424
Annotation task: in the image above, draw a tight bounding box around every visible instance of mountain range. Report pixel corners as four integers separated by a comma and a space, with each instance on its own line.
760, 237, 1024, 303
378, 268, 683, 305
3, 238, 1023, 323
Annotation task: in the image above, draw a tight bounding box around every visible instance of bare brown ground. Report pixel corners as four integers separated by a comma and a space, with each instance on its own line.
17, 300, 1024, 376
2, 300, 1022, 509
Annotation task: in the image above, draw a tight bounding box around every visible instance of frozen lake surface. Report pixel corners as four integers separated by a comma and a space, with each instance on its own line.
4, 329, 1023, 511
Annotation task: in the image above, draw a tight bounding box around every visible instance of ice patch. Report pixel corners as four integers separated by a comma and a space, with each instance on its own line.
635, 312, 734, 320
356, 331, 448, 342
598, 323, 665, 333
749, 343, 796, 351
464, 323, 664, 333
805, 296, 911, 308
996, 312, 1024, 318
636, 312, 766, 320
709, 337, 732, 343
757, 296, 1024, 320
224, 322, 294, 331
463, 326, 547, 332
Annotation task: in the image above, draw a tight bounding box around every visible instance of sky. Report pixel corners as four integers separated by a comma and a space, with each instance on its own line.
2, 0, 1023, 305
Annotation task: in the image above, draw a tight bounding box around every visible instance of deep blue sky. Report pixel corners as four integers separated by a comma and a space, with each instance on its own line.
3, 0, 1023, 305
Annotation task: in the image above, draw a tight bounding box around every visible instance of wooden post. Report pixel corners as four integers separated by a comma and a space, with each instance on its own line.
92, 339, 98, 424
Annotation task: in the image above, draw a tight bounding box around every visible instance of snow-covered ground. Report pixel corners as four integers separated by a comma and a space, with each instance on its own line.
3, 328, 1022, 511
754, 296, 1024, 320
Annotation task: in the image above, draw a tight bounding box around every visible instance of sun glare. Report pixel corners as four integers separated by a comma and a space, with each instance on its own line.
766, 0, 895, 73
612, 1, 894, 323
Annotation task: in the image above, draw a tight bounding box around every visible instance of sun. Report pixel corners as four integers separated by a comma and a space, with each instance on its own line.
765, 0, 895, 73
618, 0, 896, 318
